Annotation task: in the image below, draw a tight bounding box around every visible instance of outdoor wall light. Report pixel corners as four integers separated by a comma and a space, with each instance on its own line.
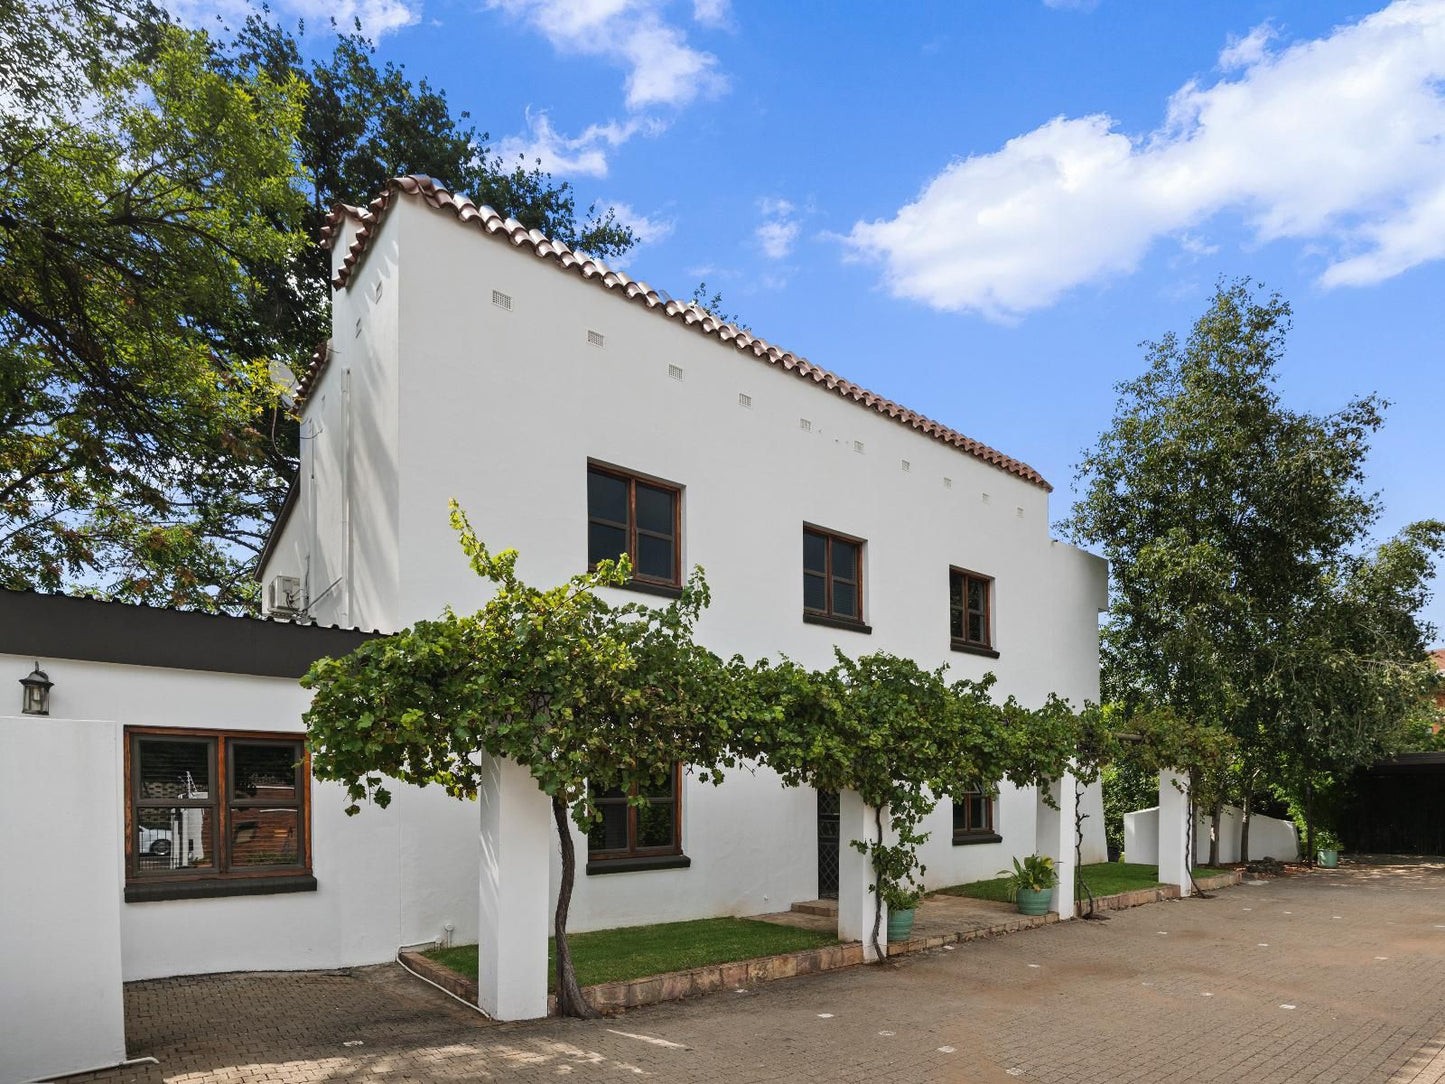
20, 661, 52, 716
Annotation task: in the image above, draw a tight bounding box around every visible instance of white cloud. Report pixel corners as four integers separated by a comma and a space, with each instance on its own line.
607, 201, 675, 245
693, 0, 730, 27
487, 0, 727, 111
165, 0, 420, 36
494, 110, 658, 178
756, 196, 802, 259
845, 0, 1445, 319
1042, 0, 1099, 10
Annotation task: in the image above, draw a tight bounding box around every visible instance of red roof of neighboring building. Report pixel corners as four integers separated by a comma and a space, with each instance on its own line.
304, 175, 1053, 492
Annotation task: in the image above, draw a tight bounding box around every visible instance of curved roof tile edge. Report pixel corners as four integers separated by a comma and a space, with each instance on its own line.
303, 175, 1051, 491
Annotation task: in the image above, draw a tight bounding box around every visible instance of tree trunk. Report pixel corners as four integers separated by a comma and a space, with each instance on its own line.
551, 796, 597, 1019
1208, 802, 1222, 867
870, 805, 885, 963
1239, 789, 1253, 865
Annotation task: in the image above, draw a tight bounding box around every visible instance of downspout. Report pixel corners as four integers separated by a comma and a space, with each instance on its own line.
342, 366, 353, 628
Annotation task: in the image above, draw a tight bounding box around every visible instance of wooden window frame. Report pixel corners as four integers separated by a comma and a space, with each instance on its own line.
803, 524, 869, 630
950, 567, 997, 657
586, 461, 683, 594
586, 764, 687, 874
952, 786, 1001, 845
124, 727, 312, 899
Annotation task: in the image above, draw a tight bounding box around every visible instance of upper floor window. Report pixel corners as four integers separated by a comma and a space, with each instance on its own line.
950, 568, 994, 653
126, 728, 313, 901
587, 463, 681, 590
803, 526, 867, 630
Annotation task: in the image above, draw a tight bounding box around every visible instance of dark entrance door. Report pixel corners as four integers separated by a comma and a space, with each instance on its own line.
817, 790, 840, 899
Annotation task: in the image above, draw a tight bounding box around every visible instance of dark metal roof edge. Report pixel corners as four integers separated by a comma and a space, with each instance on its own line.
0, 589, 378, 680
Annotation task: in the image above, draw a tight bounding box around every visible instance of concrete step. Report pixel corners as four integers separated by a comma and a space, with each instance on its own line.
790, 899, 839, 917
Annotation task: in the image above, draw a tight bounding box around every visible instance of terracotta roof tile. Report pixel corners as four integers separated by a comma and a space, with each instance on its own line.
310, 175, 1052, 491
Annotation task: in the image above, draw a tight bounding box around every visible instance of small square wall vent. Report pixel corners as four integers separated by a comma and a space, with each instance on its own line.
492, 289, 513, 311
981, 492, 991, 504
587, 329, 605, 347
738, 393, 752, 409
943, 477, 953, 489
799, 418, 812, 432
853, 440, 865, 454
900, 459, 911, 472
667, 364, 685, 381
1016, 506, 1025, 518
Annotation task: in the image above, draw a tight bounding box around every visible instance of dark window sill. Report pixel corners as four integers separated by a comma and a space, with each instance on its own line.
614, 579, 683, 600
950, 640, 1000, 659
586, 854, 691, 876
952, 832, 1003, 847
125, 874, 317, 902
803, 612, 873, 635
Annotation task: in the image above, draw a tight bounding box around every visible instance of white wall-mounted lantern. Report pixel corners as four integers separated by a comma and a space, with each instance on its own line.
19, 661, 52, 716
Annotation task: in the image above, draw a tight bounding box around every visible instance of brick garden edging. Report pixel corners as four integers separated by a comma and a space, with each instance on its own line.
885, 912, 1059, 957
400, 942, 866, 1017
1075, 868, 1243, 916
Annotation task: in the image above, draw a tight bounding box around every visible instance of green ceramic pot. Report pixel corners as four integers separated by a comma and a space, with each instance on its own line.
1317, 848, 1339, 868
1016, 887, 1053, 916
887, 908, 916, 942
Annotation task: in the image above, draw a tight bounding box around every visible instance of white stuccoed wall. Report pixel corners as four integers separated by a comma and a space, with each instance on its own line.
1124, 805, 1300, 865
1, 717, 127, 1083
0, 653, 481, 984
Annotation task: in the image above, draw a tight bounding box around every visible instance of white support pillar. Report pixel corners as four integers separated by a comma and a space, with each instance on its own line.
1035, 771, 1077, 919
1158, 769, 1192, 896
477, 752, 551, 1020
836, 789, 886, 961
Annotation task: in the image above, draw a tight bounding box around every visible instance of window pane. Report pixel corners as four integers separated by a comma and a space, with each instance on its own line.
969, 794, 987, 829
232, 743, 298, 801
588, 803, 629, 852
587, 470, 629, 524
135, 807, 216, 873
637, 800, 675, 849
803, 531, 827, 573
588, 522, 628, 567
830, 538, 858, 582
636, 533, 674, 580
832, 581, 857, 619
138, 739, 210, 800
968, 577, 986, 611
950, 607, 963, 640
635, 483, 674, 536
968, 614, 985, 643
950, 571, 963, 607
640, 771, 674, 800
231, 808, 300, 867
952, 800, 966, 834
804, 571, 827, 611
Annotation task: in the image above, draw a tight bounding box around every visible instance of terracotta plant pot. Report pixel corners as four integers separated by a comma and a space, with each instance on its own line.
886, 908, 916, 942
1015, 887, 1052, 916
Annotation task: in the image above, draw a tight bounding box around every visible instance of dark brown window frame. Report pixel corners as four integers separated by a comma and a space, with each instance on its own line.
124, 727, 314, 902
949, 566, 998, 657
803, 524, 868, 630
586, 461, 683, 594
952, 786, 1001, 845
586, 764, 688, 875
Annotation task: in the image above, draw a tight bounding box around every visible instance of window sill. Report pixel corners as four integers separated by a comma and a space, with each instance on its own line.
952, 833, 1003, 847
803, 612, 873, 635
949, 640, 1000, 659
125, 874, 317, 903
615, 579, 683, 600
586, 854, 691, 876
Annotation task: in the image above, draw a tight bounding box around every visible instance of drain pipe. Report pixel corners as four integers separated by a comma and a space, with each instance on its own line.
395, 949, 492, 1019
43, 1056, 160, 1080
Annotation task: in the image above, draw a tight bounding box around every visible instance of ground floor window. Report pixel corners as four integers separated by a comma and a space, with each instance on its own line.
126, 728, 312, 899
953, 786, 999, 844
586, 765, 688, 874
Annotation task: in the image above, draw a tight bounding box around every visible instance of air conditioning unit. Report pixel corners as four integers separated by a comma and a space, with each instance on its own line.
266, 575, 304, 617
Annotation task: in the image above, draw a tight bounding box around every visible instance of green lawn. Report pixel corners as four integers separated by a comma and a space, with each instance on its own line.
423, 916, 839, 992
934, 862, 1217, 902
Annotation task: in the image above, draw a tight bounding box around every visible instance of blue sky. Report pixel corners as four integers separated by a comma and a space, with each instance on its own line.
218, 0, 1444, 638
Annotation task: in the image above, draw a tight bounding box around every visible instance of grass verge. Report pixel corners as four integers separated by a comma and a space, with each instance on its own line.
423, 916, 839, 992
934, 862, 1216, 901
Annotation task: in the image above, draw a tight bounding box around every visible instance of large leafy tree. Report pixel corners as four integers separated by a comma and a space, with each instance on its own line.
1065, 280, 1443, 858
302, 503, 748, 1017
1, 2, 638, 611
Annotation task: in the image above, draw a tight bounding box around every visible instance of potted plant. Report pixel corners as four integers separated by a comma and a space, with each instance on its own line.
882, 883, 922, 942
1315, 829, 1341, 869
1000, 854, 1058, 916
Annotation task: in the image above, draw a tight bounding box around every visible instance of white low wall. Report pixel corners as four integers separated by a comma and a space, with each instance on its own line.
1, 717, 127, 1084
1124, 804, 1299, 865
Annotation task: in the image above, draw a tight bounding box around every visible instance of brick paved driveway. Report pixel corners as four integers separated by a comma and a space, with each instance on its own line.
79, 861, 1445, 1083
